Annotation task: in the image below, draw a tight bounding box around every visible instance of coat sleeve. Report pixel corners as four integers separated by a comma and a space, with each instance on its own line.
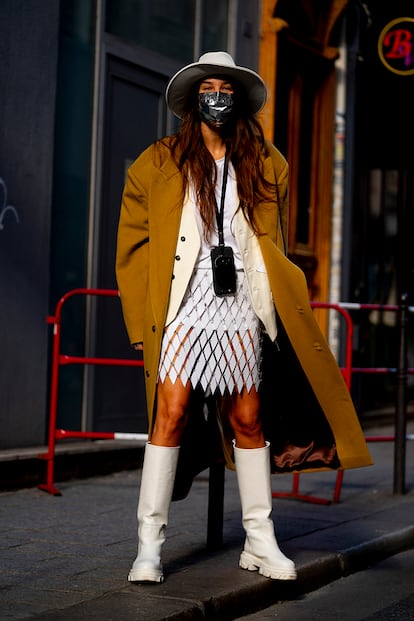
115, 148, 153, 345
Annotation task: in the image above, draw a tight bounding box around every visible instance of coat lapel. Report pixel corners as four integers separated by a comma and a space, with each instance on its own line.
148, 156, 184, 327
165, 194, 201, 325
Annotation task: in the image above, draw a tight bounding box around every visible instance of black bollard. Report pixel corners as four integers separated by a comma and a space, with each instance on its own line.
393, 292, 408, 494
207, 461, 225, 549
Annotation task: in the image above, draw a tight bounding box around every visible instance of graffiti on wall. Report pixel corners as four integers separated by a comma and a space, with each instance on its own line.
0, 178, 20, 231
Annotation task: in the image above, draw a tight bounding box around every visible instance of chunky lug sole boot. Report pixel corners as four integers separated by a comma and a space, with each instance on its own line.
234, 441, 297, 581
128, 443, 179, 583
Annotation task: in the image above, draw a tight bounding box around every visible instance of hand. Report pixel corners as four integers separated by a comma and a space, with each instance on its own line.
132, 342, 144, 351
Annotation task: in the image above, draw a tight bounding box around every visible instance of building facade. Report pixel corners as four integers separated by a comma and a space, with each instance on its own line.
0, 0, 412, 452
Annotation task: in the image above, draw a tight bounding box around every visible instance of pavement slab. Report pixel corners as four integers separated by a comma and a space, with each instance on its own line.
0, 423, 413, 620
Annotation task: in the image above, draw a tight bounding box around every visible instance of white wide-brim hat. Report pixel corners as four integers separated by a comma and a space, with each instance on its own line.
166, 51, 267, 119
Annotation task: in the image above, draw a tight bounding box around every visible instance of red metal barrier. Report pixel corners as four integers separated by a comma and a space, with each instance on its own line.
273, 301, 414, 504
38, 288, 145, 495
40, 290, 413, 501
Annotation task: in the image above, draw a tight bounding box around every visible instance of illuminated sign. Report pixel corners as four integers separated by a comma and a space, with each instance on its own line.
378, 17, 414, 75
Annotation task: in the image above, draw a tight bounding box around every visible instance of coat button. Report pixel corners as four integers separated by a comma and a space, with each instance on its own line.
152, 325, 156, 332
313, 341, 323, 351
180, 236, 186, 241
146, 370, 150, 378
172, 274, 175, 280
296, 305, 304, 314
175, 255, 181, 261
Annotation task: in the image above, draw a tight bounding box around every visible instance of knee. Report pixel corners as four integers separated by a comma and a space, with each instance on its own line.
229, 406, 261, 437
156, 398, 188, 432
231, 417, 261, 438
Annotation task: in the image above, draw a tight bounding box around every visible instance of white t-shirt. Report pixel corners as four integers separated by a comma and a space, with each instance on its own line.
192, 157, 243, 269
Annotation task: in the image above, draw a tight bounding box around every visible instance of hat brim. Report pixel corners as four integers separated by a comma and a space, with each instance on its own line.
166, 62, 267, 119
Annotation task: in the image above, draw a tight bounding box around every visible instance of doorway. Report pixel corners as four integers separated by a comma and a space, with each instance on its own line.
90, 50, 174, 433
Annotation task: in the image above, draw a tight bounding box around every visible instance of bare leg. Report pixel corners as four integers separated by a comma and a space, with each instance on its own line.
226, 387, 265, 448
151, 377, 192, 446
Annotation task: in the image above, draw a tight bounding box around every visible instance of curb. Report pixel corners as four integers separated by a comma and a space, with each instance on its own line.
175, 528, 414, 620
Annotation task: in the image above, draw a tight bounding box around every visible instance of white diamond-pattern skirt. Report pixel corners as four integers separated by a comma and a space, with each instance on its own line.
158, 268, 262, 395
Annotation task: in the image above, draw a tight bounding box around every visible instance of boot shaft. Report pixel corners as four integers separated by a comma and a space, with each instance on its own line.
137, 443, 180, 523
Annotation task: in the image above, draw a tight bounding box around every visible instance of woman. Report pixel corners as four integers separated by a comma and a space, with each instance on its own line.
116, 51, 372, 584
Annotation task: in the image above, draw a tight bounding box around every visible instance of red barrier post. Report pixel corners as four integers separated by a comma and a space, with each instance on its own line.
37, 308, 64, 495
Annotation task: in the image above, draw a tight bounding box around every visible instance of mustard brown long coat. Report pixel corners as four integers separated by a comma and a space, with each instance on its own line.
116, 137, 372, 492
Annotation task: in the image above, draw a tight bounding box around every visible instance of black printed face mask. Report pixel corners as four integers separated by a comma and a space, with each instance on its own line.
198, 92, 234, 126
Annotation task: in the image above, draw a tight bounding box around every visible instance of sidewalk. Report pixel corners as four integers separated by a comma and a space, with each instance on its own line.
1, 422, 413, 621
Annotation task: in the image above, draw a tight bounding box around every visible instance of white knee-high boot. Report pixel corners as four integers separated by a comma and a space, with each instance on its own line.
234, 441, 297, 580
128, 443, 180, 583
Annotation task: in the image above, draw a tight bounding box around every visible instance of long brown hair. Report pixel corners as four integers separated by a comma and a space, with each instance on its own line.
168, 81, 276, 240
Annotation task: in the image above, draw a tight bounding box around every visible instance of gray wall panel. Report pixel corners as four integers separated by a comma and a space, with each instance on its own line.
0, 0, 60, 448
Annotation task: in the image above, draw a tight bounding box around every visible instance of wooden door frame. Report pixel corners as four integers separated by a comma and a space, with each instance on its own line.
259, 0, 348, 311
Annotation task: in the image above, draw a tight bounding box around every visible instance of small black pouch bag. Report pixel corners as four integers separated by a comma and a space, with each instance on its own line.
211, 245, 237, 296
